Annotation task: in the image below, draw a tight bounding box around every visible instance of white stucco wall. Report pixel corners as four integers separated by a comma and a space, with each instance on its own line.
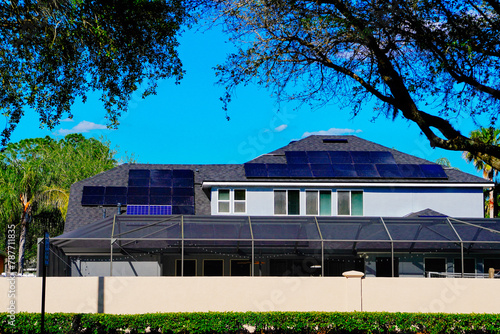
211, 186, 484, 218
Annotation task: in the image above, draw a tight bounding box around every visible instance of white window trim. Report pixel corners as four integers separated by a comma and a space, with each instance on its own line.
337, 190, 363, 216
274, 189, 301, 216
217, 189, 247, 214
305, 190, 333, 216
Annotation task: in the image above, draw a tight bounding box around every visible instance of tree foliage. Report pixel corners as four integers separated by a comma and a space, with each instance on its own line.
0, 0, 190, 146
207, 0, 500, 169
463, 127, 500, 217
0, 134, 122, 272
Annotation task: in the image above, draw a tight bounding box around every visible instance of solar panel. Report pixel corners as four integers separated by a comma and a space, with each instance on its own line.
82, 186, 105, 196
420, 164, 448, 178
150, 187, 171, 196
173, 206, 195, 215
126, 196, 149, 205
244, 163, 268, 177
354, 164, 380, 178
128, 178, 150, 187
127, 187, 149, 196
173, 178, 194, 188
329, 151, 353, 163
126, 205, 149, 215
288, 164, 313, 177
172, 196, 195, 206
173, 187, 195, 196
310, 164, 335, 177
150, 178, 171, 187
376, 164, 403, 178
267, 164, 289, 177
129, 169, 150, 179
350, 151, 372, 163
149, 205, 172, 215
105, 187, 128, 195
103, 195, 127, 206
285, 151, 308, 164
399, 164, 425, 178
150, 169, 172, 179
307, 151, 331, 164
323, 138, 348, 143
370, 151, 396, 164
173, 169, 194, 178
331, 164, 357, 177
150, 196, 171, 205
81, 195, 104, 206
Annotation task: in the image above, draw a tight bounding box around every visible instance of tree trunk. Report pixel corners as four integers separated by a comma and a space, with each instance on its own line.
489, 188, 495, 218
17, 206, 31, 275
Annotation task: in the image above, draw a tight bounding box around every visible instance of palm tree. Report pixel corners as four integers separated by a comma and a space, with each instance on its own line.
463, 127, 500, 218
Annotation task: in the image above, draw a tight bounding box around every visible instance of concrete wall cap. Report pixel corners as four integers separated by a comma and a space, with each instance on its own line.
342, 270, 365, 278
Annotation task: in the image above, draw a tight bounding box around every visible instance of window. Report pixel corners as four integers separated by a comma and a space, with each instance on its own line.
424, 258, 446, 275
217, 189, 246, 214
175, 259, 197, 276
337, 190, 363, 216
218, 189, 230, 213
274, 190, 299, 215
454, 258, 475, 274
234, 190, 246, 213
203, 259, 224, 276
376, 257, 399, 277
230, 259, 251, 276
306, 191, 332, 216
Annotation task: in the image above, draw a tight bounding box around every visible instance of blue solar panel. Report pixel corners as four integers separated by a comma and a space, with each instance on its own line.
150, 170, 172, 179
399, 164, 425, 178
267, 164, 289, 177
350, 151, 372, 163
310, 164, 335, 177
150, 205, 172, 215
307, 151, 330, 164
150, 178, 171, 187
288, 164, 313, 177
244, 163, 268, 177
370, 151, 396, 164
129, 169, 150, 179
354, 164, 380, 178
376, 164, 403, 178
421, 164, 448, 178
331, 164, 357, 177
83, 186, 105, 196
329, 151, 353, 163
285, 151, 308, 164
126, 205, 149, 215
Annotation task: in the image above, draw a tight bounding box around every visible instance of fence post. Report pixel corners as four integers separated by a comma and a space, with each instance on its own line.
489, 267, 495, 278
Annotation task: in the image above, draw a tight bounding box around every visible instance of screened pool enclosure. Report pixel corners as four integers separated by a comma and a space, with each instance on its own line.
45, 216, 500, 277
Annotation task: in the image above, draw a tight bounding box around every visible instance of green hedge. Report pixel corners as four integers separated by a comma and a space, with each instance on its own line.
1, 312, 499, 334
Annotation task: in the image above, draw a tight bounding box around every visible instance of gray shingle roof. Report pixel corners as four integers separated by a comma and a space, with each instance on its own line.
65, 135, 490, 232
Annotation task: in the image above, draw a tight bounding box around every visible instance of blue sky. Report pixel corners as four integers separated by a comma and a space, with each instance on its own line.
7, 24, 489, 177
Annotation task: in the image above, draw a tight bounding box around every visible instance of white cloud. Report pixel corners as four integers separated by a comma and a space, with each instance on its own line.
301, 128, 362, 138
57, 120, 108, 135
274, 124, 288, 132
60, 118, 74, 123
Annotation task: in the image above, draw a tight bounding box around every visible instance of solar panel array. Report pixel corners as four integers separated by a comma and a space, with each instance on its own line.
126, 205, 172, 215
82, 169, 195, 214
244, 151, 448, 179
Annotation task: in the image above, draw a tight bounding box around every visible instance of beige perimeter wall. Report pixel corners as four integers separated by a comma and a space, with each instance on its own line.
1, 276, 499, 314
